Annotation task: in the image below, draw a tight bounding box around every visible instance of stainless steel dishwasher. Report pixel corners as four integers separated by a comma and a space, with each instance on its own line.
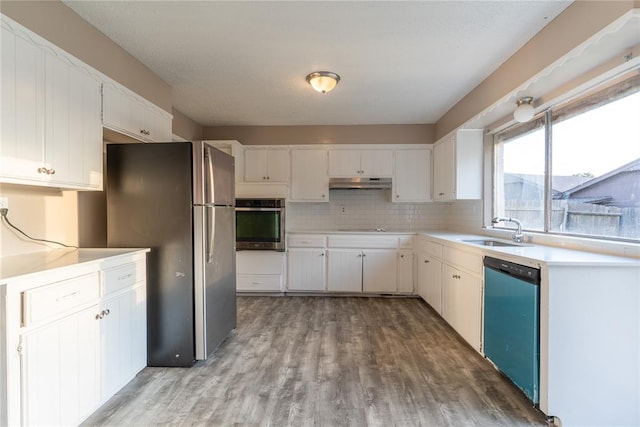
483, 256, 541, 404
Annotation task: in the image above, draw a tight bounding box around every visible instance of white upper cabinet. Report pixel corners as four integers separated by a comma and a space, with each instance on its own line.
102, 82, 172, 143
393, 149, 431, 202
433, 129, 483, 201
0, 17, 103, 190
328, 149, 393, 177
244, 148, 289, 182
290, 149, 329, 202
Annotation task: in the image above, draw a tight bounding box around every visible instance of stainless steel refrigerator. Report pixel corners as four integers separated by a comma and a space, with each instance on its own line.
106, 141, 236, 367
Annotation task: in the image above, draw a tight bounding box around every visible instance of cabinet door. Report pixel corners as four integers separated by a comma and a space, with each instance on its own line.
45, 53, 103, 189
455, 270, 482, 351
394, 149, 431, 202
362, 249, 397, 293
328, 150, 361, 177
131, 285, 147, 374
433, 137, 455, 201
288, 249, 326, 291
360, 150, 393, 177
397, 250, 414, 293
417, 252, 429, 301
267, 149, 290, 182
244, 149, 268, 181
327, 249, 363, 292
441, 264, 457, 327
144, 107, 172, 142
290, 149, 328, 201
424, 256, 442, 314
21, 306, 100, 426
1, 26, 44, 183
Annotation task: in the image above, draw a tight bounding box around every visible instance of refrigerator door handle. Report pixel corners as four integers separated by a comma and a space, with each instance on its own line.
206, 207, 215, 263
203, 147, 215, 205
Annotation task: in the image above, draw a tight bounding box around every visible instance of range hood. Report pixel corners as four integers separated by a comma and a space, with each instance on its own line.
329, 177, 392, 190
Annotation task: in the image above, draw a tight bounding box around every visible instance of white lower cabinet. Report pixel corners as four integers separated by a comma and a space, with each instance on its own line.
236, 251, 285, 292
327, 249, 363, 292
442, 264, 482, 351
287, 249, 326, 291
362, 250, 397, 293
2, 250, 148, 426
21, 305, 100, 426
418, 253, 442, 313
397, 250, 414, 293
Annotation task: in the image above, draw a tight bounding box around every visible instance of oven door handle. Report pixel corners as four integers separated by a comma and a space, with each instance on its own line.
235, 207, 282, 212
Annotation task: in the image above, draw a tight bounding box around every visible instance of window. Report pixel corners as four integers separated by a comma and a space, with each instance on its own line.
493, 78, 640, 241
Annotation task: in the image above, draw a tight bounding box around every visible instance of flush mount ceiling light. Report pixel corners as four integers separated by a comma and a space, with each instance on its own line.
513, 96, 535, 123
306, 71, 340, 94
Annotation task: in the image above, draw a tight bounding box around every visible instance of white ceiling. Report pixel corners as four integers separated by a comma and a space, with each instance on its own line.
63, 1, 572, 126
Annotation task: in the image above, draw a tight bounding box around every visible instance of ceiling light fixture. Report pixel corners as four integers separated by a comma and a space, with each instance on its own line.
513, 96, 535, 123
306, 71, 340, 94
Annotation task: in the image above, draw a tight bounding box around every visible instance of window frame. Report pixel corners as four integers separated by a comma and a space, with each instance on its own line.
489, 75, 640, 243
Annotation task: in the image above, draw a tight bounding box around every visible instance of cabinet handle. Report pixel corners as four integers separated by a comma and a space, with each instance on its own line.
424, 260, 429, 263
396, 195, 400, 198
48, 168, 55, 175
118, 273, 132, 281
57, 291, 79, 301
96, 313, 102, 320
439, 192, 445, 196
37, 167, 48, 174
251, 281, 264, 285
105, 309, 110, 315
263, 177, 267, 180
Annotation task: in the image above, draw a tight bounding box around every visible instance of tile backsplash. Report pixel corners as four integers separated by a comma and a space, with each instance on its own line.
287, 189, 449, 231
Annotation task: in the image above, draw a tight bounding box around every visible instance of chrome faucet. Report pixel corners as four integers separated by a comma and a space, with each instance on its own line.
492, 216, 524, 243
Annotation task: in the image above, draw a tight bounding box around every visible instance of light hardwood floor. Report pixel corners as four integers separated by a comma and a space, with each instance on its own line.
83, 296, 547, 426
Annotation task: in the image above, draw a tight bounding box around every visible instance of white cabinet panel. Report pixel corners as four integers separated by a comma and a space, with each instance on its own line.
397, 250, 414, 294
288, 249, 326, 291
363, 250, 397, 293
21, 306, 100, 426
102, 82, 172, 143
329, 149, 393, 177
394, 149, 431, 202
327, 249, 363, 292
290, 149, 329, 202
244, 149, 290, 182
360, 150, 393, 177
424, 256, 442, 314
236, 251, 285, 292
433, 129, 483, 201
0, 18, 103, 190
442, 264, 481, 351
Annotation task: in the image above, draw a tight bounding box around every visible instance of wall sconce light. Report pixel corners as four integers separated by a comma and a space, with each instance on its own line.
306, 71, 340, 94
514, 96, 535, 123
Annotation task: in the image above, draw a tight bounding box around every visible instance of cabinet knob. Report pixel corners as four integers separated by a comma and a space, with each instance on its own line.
37, 167, 48, 174
320, 253, 325, 257
48, 168, 55, 175
266, 176, 270, 180
322, 194, 325, 198
439, 192, 445, 196
263, 177, 266, 180
362, 253, 366, 257
396, 195, 400, 198
95, 313, 102, 320
357, 254, 362, 258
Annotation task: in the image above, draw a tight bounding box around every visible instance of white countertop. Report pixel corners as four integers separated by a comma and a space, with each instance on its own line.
419, 231, 639, 267
288, 230, 639, 267
0, 248, 150, 282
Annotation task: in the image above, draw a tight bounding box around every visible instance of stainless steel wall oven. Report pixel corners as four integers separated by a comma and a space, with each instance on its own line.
235, 198, 285, 251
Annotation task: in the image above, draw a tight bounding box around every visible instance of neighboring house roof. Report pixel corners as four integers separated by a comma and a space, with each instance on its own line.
561, 158, 640, 195
503, 173, 591, 194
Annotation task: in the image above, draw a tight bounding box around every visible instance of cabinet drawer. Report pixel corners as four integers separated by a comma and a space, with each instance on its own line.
417, 239, 442, 258
443, 246, 482, 275
398, 236, 414, 249
102, 261, 144, 295
236, 251, 285, 275
237, 274, 282, 292
288, 234, 326, 248
328, 235, 397, 249
22, 273, 100, 326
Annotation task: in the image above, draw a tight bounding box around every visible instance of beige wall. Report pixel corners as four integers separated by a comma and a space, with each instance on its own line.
0, 0, 172, 112
435, 0, 640, 140
0, 184, 79, 257
203, 124, 434, 145
172, 108, 204, 141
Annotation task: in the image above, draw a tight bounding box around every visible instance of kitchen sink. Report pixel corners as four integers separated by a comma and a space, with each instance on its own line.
462, 239, 523, 247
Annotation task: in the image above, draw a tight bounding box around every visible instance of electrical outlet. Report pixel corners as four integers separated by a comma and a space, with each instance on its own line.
0, 197, 8, 210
